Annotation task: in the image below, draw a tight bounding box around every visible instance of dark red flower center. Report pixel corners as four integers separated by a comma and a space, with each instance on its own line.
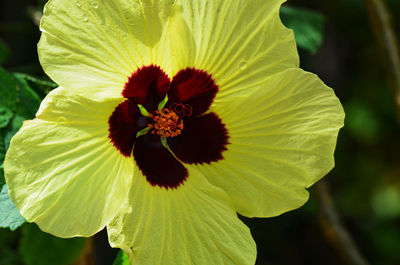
108, 65, 229, 189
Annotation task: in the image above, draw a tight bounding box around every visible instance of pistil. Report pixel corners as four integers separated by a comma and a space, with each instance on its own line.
150, 108, 184, 137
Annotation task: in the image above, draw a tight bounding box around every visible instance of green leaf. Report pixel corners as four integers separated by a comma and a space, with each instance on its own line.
14, 73, 57, 97
0, 39, 11, 65
280, 6, 325, 54
20, 223, 87, 265
1, 115, 25, 187
113, 250, 130, 265
0, 131, 5, 185
0, 105, 13, 129
0, 66, 18, 112
0, 184, 25, 230
12, 73, 43, 118
4, 114, 25, 151
0, 67, 18, 128
0, 163, 4, 186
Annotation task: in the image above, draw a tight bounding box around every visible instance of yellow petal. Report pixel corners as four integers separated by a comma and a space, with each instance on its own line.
39, 0, 297, 101
174, 0, 299, 98
108, 167, 256, 265
4, 88, 133, 237
195, 68, 344, 217
38, 0, 182, 99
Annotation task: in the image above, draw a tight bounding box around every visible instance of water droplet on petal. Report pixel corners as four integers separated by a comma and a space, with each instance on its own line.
83, 15, 89, 22
239, 61, 247, 70
56, 102, 67, 109
76, 0, 81, 7
57, 117, 67, 123
93, 2, 98, 8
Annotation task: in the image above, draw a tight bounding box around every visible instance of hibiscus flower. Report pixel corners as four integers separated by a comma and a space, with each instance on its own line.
4, 0, 344, 264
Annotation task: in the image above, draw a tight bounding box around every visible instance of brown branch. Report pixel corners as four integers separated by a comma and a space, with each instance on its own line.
313, 180, 370, 265
73, 238, 96, 265
27, 6, 42, 27
365, 0, 400, 122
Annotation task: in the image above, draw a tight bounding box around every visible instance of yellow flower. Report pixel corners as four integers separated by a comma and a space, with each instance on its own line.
4, 0, 344, 264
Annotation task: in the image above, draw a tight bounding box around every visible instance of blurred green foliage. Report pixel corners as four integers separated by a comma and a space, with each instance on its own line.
372, 187, 400, 219
0, 40, 11, 65
20, 224, 87, 265
0, 67, 18, 116
0, 228, 23, 265
280, 6, 324, 54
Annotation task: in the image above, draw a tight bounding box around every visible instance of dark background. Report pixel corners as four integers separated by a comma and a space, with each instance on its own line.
1, 0, 399, 264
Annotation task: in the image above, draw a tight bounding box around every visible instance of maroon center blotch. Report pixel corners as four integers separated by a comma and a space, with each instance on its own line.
108, 65, 229, 189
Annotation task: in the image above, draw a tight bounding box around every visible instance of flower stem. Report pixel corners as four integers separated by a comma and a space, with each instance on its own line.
365, 0, 400, 123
